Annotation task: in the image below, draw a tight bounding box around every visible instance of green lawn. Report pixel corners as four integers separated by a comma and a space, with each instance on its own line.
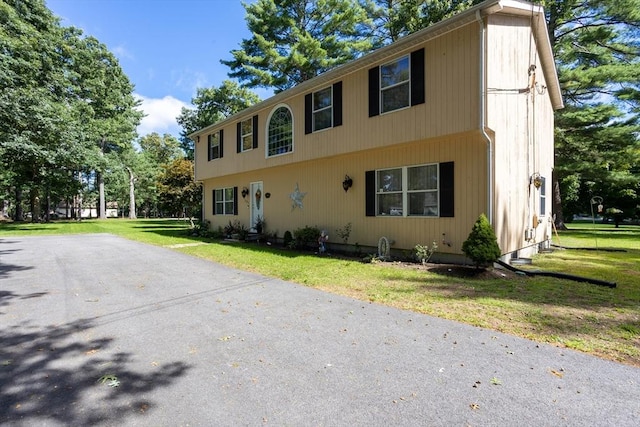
1, 218, 638, 367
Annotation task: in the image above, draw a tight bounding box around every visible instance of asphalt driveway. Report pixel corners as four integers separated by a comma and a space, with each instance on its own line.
1, 234, 638, 426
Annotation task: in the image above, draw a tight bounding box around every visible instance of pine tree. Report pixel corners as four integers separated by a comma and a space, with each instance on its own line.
222, 0, 374, 92
545, 0, 640, 226
462, 214, 502, 269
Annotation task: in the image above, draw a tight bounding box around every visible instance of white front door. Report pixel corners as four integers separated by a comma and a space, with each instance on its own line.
249, 181, 263, 231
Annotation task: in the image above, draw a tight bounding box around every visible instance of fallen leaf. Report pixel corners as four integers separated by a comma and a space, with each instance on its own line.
491, 377, 502, 385
97, 374, 120, 388
550, 369, 564, 378
470, 403, 480, 410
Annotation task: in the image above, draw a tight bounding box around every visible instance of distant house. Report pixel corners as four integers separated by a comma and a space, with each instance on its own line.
190, 0, 563, 263
54, 202, 118, 219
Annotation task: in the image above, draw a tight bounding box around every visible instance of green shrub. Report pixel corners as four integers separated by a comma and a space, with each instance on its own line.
222, 220, 248, 239
461, 214, 501, 268
283, 230, 293, 247
413, 241, 438, 265
189, 220, 212, 237
293, 225, 320, 250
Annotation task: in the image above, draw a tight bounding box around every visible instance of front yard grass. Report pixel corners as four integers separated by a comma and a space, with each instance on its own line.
1, 219, 638, 367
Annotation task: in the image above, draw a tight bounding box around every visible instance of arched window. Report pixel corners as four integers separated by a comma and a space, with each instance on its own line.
266, 104, 293, 157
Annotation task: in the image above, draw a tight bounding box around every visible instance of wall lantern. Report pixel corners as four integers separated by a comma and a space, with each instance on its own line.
241, 187, 249, 198
197, 135, 200, 143
342, 175, 353, 192
531, 172, 542, 189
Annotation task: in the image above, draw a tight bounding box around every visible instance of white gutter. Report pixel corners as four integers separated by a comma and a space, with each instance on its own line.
476, 9, 496, 226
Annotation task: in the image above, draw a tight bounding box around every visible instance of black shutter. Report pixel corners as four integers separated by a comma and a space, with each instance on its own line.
333, 81, 343, 127
233, 187, 238, 215
212, 189, 216, 215
219, 129, 224, 158
365, 170, 376, 216
252, 115, 259, 148
439, 162, 454, 217
207, 135, 212, 161
411, 48, 425, 106
304, 93, 313, 134
236, 122, 242, 153
368, 66, 380, 117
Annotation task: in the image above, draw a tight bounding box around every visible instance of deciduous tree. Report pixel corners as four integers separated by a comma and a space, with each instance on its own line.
176, 80, 260, 158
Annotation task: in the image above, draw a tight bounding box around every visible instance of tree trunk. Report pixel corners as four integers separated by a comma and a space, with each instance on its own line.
552, 176, 568, 230
98, 170, 106, 219
30, 187, 40, 223
15, 187, 23, 221
44, 188, 51, 222
98, 136, 106, 219
76, 171, 82, 220
126, 167, 136, 219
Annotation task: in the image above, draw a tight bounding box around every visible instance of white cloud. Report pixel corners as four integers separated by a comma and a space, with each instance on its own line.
135, 94, 190, 138
171, 68, 209, 95
112, 45, 134, 61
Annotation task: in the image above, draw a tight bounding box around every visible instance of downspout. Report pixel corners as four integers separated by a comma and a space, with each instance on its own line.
194, 134, 205, 222
477, 10, 493, 226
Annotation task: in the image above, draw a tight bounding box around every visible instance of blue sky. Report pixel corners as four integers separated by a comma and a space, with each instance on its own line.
46, 0, 267, 139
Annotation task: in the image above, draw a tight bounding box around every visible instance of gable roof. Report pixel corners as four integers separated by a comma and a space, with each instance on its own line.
190, 0, 562, 139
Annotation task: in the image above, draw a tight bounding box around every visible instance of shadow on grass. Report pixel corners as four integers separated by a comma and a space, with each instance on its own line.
557, 225, 640, 247
0, 309, 190, 425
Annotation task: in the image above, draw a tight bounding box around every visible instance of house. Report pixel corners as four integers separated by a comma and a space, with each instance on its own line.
190, 0, 563, 263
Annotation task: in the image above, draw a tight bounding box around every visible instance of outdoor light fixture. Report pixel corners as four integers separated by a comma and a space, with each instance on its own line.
342, 175, 353, 192
241, 187, 249, 198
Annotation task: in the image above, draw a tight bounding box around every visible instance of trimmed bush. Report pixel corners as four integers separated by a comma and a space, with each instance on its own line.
293, 225, 320, 250
462, 214, 501, 268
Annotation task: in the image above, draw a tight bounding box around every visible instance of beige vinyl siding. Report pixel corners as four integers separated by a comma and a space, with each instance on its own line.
486, 14, 556, 254
196, 24, 480, 182
203, 131, 486, 253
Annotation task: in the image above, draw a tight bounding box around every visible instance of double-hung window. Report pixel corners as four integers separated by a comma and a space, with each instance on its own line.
368, 48, 425, 117
305, 82, 342, 134
312, 87, 333, 131
213, 187, 235, 215
237, 115, 258, 153
240, 118, 253, 152
208, 130, 223, 160
380, 56, 410, 114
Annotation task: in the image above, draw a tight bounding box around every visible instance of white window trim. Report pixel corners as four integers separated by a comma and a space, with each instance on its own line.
379, 54, 411, 115
375, 163, 439, 217
265, 103, 294, 158
312, 86, 333, 133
